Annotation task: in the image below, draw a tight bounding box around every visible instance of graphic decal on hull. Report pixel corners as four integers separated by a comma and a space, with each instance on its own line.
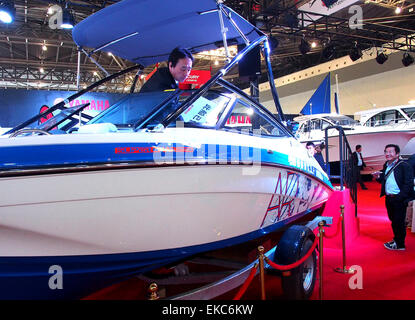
261, 168, 327, 228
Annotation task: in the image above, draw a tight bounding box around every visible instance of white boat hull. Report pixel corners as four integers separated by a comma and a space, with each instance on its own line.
0, 128, 331, 299
0, 164, 328, 257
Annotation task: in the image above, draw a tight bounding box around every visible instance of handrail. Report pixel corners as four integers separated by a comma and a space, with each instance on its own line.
324, 125, 358, 217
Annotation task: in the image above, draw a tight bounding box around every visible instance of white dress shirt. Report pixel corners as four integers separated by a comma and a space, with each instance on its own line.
385, 160, 400, 195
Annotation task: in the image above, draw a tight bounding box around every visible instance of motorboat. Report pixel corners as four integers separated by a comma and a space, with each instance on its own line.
0, 0, 332, 299
294, 76, 415, 172
355, 105, 415, 158
294, 112, 415, 172
355, 104, 415, 129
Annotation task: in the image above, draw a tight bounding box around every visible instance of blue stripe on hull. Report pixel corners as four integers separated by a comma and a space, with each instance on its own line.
0, 209, 315, 300
0, 142, 332, 186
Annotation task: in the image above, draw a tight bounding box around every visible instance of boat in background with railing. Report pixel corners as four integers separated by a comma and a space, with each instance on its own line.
294, 75, 415, 173
354, 105, 415, 160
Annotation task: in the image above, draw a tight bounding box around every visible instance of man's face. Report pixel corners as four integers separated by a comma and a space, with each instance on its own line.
169, 57, 192, 83
306, 145, 315, 156
384, 147, 399, 162
356, 147, 362, 153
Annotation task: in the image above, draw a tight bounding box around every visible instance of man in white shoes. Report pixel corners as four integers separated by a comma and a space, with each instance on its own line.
373, 144, 413, 251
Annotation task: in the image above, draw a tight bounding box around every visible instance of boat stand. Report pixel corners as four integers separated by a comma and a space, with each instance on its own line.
137, 215, 332, 300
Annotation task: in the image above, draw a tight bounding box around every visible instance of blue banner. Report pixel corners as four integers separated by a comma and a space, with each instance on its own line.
0, 89, 127, 127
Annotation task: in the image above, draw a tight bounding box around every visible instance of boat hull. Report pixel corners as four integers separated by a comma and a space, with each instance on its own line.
0, 163, 329, 299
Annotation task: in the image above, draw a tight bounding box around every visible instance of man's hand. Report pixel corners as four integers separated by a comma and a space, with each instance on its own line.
372, 171, 381, 179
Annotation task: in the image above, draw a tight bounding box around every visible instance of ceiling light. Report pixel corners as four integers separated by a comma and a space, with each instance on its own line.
0, 0, 16, 24
39, 67, 44, 73
402, 52, 414, 67
349, 45, 362, 61
395, 7, 402, 14
322, 0, 339, 7
214, 60, 219, 65
42, 44, 47, 51
323, 43, 336, 60
61, 7, 75, 29
299, 38, 310, 55
376, 51, 388, 64
311, 41, 317, 48
269, 36, 279, 51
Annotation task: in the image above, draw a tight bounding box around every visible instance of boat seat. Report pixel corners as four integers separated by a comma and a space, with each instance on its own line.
76, 123, 118, 134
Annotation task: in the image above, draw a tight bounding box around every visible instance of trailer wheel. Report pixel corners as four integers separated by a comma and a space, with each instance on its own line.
273, 225, 317, 300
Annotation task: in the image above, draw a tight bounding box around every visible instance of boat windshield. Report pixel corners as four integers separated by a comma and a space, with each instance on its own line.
88, 91, 177, 129
402, 107, 415, 120
85, 83, 288, 137
87, 89, 232, 130
323, 115, 358, 126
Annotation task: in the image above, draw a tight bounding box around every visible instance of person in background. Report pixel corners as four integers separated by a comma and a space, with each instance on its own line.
314, 142, 327, 172
352, 144, 368, 190
372, 144, 414, 251
306, 141, 326, 171
140, 47, 193, 92
305, 141, 316, 157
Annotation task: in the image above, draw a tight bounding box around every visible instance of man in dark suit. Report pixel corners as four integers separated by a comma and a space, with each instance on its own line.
140, 47, 193, 92
352, 144, 367, 190
373, 144, 414, 251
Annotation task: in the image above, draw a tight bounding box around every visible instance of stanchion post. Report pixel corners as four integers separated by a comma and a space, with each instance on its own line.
258, 246, 266, 300
334, 205, 355, 274
318, 221, 324, 301
148, 282, 159, 300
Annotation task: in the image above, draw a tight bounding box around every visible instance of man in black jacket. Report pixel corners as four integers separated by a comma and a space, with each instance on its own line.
352, 145, 368, 190
373, 144, 414, 250
140, 47, 193, 92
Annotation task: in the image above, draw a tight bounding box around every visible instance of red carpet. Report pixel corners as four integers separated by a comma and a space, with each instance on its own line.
309, 181, 415, 300
84, 181, 415, 300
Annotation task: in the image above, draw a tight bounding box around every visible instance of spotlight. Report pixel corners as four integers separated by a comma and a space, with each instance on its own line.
284, 12, 299, 28
269, 36, 279, 51
299, 38, 310, 55
0, 0, 16, 24
322, 0, 339, 7
323, 42, 336, 59
349, 46, 362, 61
402, 52, 414, 67
61, 7, 75, 29
376, 51, 388, 64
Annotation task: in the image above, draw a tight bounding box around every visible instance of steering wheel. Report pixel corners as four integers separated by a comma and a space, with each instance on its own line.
10, 129, 52, 138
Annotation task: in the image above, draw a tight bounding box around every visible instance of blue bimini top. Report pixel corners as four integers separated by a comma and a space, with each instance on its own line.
72, 0, 263, 66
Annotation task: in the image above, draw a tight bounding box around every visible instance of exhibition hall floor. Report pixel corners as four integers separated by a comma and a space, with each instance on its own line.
309, 181, 415, 300
84, 181, 415, 300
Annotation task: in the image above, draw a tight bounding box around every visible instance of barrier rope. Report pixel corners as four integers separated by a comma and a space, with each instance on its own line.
264, 236, 319, 271
232, 263, 259, 300
232, 216, 340, 300
322, 216, 342, 239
